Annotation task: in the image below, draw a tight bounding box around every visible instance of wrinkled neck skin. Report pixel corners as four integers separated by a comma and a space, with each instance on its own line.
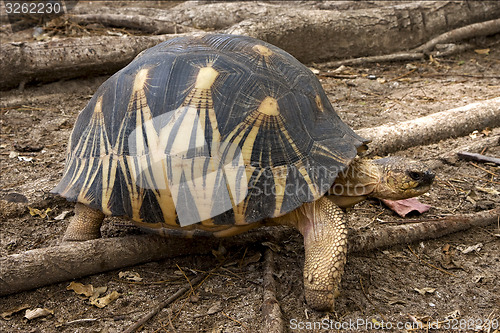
328, 158, 381, 208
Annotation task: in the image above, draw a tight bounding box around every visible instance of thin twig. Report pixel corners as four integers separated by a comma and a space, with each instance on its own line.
407, 246, 456, 277
175, 264, 195, 294
123, 274, 206, 333
388, 68, 417, 82
359, 277, 387, 322
458, 152, 500, 166
470, 162, 499, 177
222, 311, 250, 330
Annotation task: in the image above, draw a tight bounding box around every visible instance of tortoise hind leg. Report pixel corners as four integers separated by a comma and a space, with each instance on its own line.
297, 197, 348, 311
63, 203, 105, 241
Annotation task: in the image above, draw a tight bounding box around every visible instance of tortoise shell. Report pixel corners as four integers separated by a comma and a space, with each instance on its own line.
52, 34, 366, 233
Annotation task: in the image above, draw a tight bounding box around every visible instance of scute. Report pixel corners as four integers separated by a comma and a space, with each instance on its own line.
52, 33, 367, 232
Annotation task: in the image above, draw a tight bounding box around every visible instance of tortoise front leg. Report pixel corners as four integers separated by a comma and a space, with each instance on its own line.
297, 197, 348, 311
63, 203, 105, 241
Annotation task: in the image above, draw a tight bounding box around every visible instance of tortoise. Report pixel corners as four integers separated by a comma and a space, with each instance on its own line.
52, 33, 434, 311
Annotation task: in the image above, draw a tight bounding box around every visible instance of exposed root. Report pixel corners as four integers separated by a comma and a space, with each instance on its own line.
262, 249, 284, 333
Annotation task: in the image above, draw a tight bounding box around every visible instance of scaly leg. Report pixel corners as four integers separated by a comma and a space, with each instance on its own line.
297, 196, 347, 311
63, 203, 105, 241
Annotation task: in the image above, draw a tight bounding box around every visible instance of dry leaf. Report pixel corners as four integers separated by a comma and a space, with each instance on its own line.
308, 67, 319, 74
414, 287, 436, 295
25, 308, 54, 320
212, 244, 227, 259
458, 243, 483, 254
382, 198, 431, 217
473, 275, 484, 283
444, 309, 460, 320
474, 48, 490, 55
119, 271, 143, 282
476, 187, 500, 196
1, 304, 30, 320
207, 301, 222, 315
90, 291, 120, 308
54, 210, 70, 220
481, 128, 492, 136
388, 297, 406, 305
469, 130, 480, 139
67, 281, 94, 297
28, 206, 52, 218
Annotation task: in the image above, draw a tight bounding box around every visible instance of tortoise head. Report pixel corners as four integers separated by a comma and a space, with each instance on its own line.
371, 157, 435, 200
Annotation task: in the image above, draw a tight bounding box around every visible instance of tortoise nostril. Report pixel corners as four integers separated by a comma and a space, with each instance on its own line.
423, 170, 435, 184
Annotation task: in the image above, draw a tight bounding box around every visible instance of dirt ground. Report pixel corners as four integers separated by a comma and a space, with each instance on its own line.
1, 5, 499, 333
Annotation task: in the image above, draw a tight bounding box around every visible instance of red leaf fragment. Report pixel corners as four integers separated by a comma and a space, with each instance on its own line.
381, 198, 431, 217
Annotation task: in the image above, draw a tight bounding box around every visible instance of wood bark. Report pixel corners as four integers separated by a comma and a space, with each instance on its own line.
70, 1, 282, 31
227, 1, 500, 63
0, 33, 193, 90
1, 209, 497, 297
457, 151, 500, 166
68, 14, 201, 34
2, 1, 500, 89
348, 208, 499, 253
262, 249, 284, 333
355, 97, 500, 156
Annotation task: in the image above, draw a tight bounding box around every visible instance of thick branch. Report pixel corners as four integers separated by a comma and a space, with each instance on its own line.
349, 208, 499, 253
228, 1, 500, 63
2, 1, 500, 90
415, 18, 500, 53
0, 33, 195, 90
0, 227, 291, 297
1, 209, 497, 297
355, 98, 500, 156
68, 14, 200, 34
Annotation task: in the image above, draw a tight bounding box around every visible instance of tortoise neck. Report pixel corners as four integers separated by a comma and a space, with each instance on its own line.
331, 158, 381, 198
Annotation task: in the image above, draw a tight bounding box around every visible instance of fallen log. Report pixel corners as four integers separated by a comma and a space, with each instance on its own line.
68, 13, 200, 34
70, 1, 282, 32
228, 1, 500, 63
0, 33, 192, 90
355, 97, 500, 156
1, 209, 497, 297
2, 1, 500, 90
317, 18, 500, 68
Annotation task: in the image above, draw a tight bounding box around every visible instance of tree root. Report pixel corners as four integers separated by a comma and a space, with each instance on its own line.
415, 18, 500, 53
262, 249, 284, 333
355, 97, 500, 156
1, 210, 498, 297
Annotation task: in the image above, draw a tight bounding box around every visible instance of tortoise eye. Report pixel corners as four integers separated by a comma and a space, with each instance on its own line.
408, 171, 422, 181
